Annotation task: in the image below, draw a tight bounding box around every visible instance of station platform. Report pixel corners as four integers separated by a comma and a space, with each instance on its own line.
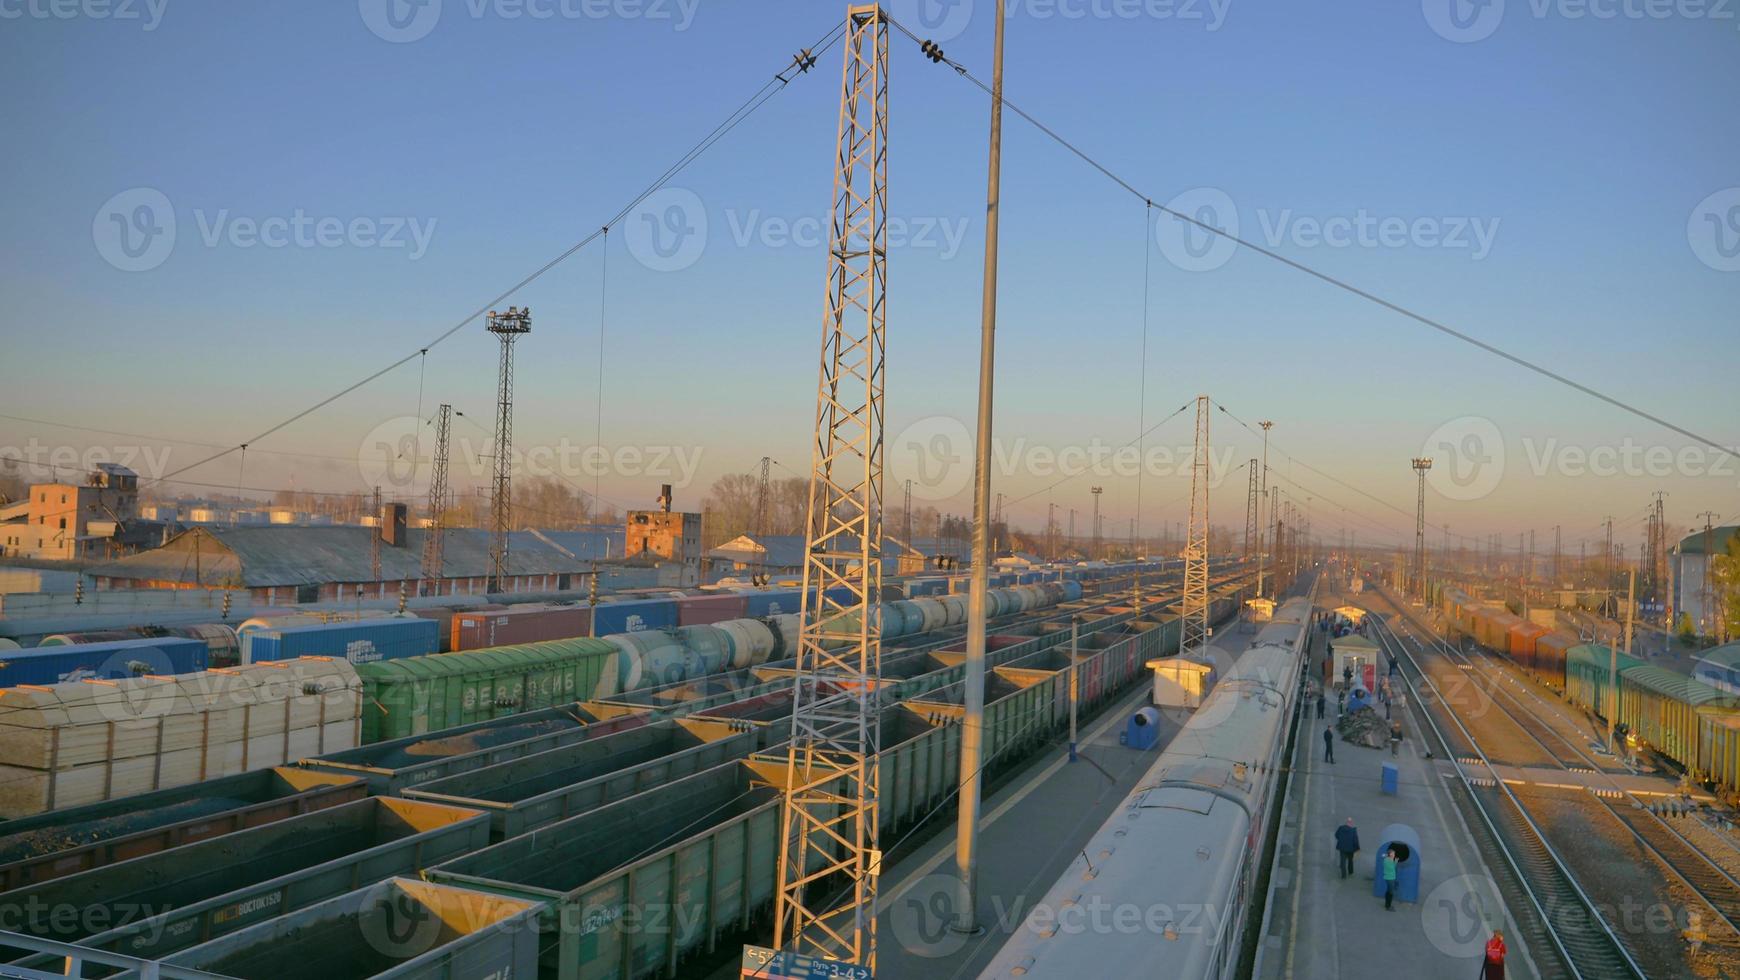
870, 678, 1177, 979
1253, 627, 1542, 980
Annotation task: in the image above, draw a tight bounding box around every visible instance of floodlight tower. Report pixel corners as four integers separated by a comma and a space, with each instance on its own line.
486, 306, 530, 592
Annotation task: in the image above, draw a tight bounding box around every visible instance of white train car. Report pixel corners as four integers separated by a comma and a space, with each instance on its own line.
979, 596, 1313, 980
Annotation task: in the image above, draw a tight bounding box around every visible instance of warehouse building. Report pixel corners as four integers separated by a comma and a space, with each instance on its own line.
84, 519, 674, 605
704, 534, 968, 581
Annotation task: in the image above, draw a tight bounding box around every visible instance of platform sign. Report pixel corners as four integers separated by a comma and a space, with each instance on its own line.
741, 946, 872, 980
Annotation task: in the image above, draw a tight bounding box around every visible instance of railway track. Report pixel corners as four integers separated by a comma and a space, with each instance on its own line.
1363, 592, 1644, 980
1374, 589, 1740, 977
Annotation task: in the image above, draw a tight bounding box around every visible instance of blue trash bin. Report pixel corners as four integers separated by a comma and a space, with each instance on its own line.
1371, 823, 1422, 903
1122, 706, 1161, 751
1381, 761, 1399, 795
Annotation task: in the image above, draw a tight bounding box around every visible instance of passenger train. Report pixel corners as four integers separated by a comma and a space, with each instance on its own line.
978, 594, 1314, 979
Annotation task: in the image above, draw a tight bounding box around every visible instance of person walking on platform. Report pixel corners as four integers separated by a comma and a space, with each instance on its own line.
1323, 725, 1336, 764
1381, 848, 1398, 910
1343, 664, 1353, 689
1482, 931, 1507, 979
1316, 692, 1325, 718
1334, 818, 1359, 878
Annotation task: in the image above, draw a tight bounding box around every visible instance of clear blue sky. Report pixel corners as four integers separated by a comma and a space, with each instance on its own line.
1, 0, 1735, 555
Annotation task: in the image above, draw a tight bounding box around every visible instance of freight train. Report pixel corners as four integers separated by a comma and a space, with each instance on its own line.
0, 574, 1258, 979
978, 595, 1314, 980
1434, 586, 1740, 802
0, 560, 1172, 663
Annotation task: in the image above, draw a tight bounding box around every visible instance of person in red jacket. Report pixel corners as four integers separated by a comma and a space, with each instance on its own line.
1482, 930, 1506, 979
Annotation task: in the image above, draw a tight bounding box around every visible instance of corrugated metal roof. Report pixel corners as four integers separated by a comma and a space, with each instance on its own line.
87, 525, 615, 587
1624, 664, 1734, 706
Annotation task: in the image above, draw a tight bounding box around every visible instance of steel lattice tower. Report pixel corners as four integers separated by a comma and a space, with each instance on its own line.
755, 455, 772, 584
1257, 421, 1273, 597
420, 404, 452, 596
1243, 457, 1259, 559
1411, 457, 1432, 598
370, 485, 382, 586
771, 6, 887, 968
486, 307, 530, 593
1181, 395, 1211, 660
1090, 487, 1103, 560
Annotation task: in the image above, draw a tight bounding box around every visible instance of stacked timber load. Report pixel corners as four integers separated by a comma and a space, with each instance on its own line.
0, 657, 362, 818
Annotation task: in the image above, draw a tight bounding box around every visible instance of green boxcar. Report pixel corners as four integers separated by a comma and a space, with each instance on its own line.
357, 637, 617, 742
1564, 644, 1646, 721
1697, 707, 1740, 799
1619, 665, 1734, 768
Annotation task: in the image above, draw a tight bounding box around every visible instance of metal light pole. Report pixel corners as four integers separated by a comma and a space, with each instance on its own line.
955, 0, 1006, 936
1068, 616, 1081, 763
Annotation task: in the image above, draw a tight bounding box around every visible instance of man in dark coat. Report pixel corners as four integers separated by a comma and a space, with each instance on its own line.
1334, 817, 1360, 879
1323, 724, 1336, 764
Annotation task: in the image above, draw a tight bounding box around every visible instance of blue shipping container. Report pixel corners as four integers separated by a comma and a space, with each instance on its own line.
0, 637, 207, 687
744, 590, 801, 618
590, 598, 678, 637
242, 618, 439, 665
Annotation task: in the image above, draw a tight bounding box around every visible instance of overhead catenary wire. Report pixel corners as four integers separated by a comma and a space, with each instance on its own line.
140, 20, 848, 491
882, 14, 1735, 465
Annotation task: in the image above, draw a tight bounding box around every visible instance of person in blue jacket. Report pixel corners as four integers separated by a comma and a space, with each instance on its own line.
1334, 817, 1360, 879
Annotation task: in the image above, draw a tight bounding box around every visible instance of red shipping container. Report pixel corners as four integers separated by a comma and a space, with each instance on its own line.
1508, 621, 1549, 669
1534, 632, 1579, 691
451, 605, 593, 651
676, 593, 750, 626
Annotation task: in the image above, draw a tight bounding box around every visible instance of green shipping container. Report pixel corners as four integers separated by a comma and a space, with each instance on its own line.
1564, 644, 1646, 721
357, 637, 617, 742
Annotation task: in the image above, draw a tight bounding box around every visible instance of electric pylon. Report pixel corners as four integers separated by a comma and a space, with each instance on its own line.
420, 404, 452, 596
771, 6, 887, 969
1244, 457, 1259, 558
1411, 457, 1432, 598
1181, 395, 1210, 660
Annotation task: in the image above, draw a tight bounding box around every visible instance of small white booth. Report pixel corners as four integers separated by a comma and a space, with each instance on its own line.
1148, 657, 1215, 709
